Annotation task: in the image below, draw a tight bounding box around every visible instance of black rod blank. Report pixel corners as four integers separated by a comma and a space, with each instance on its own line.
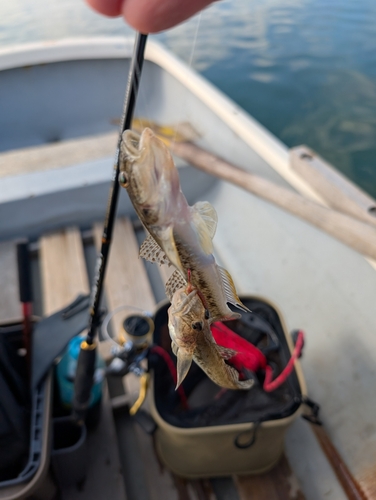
73, 33, 148, 422
87, 32, 148, 345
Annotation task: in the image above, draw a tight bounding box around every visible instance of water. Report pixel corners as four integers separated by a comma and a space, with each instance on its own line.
1, 0, 376, 197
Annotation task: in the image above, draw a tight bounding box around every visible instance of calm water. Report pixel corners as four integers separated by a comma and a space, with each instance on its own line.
1, 0, 376, 197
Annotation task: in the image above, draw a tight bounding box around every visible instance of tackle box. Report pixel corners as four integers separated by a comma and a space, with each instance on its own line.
148, 295, 306, 478
0, 322, 53, 500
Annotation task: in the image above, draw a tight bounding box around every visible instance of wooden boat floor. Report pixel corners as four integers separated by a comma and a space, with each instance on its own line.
0, 219, 305, 500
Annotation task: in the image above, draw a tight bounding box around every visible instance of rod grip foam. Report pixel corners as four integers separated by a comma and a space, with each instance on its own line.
73, 345, 96, 422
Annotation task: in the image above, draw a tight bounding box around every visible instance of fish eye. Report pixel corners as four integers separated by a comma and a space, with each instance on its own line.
192, 321, 203, 331
119, 171, 129, 187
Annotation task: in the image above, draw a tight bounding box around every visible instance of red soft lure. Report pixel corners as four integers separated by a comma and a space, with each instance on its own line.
211, 322, 304, 392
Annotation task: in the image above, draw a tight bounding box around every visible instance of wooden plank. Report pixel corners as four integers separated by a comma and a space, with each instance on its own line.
134, 426, 179, 500
0, 131, 117, 179
0, 240, 20, 322
93, 218, 155, 338
234, 455, 305, 500
158, 263, 174, 288
39, 226, 89, 315
210, 478, 240, 500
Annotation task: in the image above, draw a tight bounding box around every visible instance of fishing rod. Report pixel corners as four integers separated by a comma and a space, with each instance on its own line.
73, 32, 148, 423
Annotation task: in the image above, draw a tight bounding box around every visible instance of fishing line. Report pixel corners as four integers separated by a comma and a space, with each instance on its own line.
132, 50, 150, 131
170, 12, 202, 149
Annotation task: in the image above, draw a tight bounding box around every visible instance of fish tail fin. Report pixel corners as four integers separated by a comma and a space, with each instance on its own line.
218, 266, 250, 313
176, 350, 193, 389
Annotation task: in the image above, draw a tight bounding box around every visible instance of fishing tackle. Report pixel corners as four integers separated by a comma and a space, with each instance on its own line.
210, 321, 304, 392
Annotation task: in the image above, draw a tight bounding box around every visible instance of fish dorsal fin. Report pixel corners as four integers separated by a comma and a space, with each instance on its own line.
165, 270, 187, 302
191, 206, 214, 255
218, 266, 251, 313
139, 234, 171, 266
192, 201, 218, 239
214, 344, 237, 360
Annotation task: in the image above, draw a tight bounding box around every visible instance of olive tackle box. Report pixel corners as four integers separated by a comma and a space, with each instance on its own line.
148, 295, 307, 478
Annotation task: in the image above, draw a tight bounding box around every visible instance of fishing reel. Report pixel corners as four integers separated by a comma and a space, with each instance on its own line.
101, 306, 155, 415
102, 305, 154, 377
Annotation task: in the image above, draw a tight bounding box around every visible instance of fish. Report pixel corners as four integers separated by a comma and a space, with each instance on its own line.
119, 127, 248, 322
168, 286, 255, 390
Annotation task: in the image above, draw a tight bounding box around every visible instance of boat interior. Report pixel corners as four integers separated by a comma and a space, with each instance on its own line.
0, 38, 376, 500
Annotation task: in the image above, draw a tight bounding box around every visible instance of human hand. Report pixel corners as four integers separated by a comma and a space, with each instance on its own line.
86, 0, 216, 33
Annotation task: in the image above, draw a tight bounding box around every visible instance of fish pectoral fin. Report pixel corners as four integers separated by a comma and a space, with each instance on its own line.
192, 201, 218, 239
191, 206, 214, 255
157, 225, 183, 271
139, 233, 171, 266
176, 351, 193, 389
171, 341, 179, 356
218, 266, 251, 313
214, 344, 237, 360
165, 270, 187, 302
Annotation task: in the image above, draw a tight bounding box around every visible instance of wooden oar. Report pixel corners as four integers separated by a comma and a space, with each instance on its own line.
168, 140, 376, 261
310, 424, 367, 500
290, 145, 376, 228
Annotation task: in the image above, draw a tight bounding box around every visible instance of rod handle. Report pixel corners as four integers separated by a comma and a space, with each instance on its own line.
73, 342, 97, 423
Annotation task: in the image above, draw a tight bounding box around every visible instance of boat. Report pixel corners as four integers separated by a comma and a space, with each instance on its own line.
0, 36, 375, 500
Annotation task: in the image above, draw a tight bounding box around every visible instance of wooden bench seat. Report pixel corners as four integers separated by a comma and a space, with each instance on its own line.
0, 132, 117, 179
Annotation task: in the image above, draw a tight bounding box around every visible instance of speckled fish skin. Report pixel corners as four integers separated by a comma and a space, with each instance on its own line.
168, 287, 254, 390
119, 127, 245, 322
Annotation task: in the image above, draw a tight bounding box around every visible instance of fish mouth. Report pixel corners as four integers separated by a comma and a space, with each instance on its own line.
172, 289, 199, 315
123, 127, 156, 159
122, 128, 160, 205
123, 129, 141, 158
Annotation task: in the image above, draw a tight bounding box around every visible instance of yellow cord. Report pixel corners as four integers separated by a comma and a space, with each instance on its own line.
129, 372, 149, 416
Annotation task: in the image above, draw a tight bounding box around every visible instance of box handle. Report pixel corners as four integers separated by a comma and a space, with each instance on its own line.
234, 421, 260, 449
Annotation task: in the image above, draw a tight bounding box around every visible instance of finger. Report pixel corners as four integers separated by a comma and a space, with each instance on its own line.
85, 0, 123, 17
122, 0, 216, 33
